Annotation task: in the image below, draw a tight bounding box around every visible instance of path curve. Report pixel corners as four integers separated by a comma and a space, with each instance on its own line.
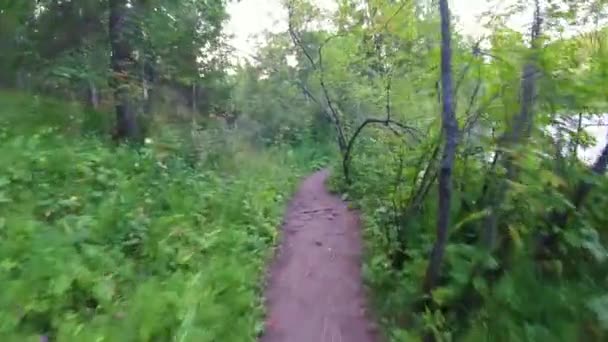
261, 170, 378, 342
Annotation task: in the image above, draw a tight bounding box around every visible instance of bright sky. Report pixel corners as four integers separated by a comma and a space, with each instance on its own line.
224, 0, 529, 57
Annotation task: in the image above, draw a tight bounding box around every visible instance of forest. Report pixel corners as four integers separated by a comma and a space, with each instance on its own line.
1, 0, 607, 341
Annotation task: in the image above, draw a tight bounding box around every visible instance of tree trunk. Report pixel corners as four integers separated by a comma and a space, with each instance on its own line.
423, 0, 458, 294
142, 34, 155, 115
192, 83, 197, 113
570, 113, 583, 160
87, 80, 99, 109
482, 0, 542, 251
109, 0, 138, 141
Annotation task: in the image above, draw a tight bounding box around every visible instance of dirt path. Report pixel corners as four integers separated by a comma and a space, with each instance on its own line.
261, 170, 378, 342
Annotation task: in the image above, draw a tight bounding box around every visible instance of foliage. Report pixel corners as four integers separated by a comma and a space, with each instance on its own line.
3, 0, 608, 341
0, 0, 231, 123
294, 0, 608, 340
0, 92, 325, 341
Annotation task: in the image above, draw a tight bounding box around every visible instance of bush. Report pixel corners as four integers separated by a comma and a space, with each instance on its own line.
0, 92, 324, 341
328, 127, 608, 341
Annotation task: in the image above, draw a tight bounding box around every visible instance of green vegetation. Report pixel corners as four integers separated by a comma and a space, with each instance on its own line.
316, 1, 608, 340
0, 93, 325, 341
2, 0, 608, 341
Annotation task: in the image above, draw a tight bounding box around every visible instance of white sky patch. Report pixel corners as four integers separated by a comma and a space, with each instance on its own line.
225, 0, 338, 58
225, 0, 286, 58
224, 0, 530, 57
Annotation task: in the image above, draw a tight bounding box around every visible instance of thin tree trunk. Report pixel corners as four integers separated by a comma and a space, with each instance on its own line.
482, 0, 542, 251
142, 38, 155, 115
286, 5, 348, 154
143, 63, 154, 115
192, 83, 197, 113
87, 80, 99, 109
423, 0, 458, 294
16, 69, 26, 90
109, 0, 138, 141
570, 113, 583, 160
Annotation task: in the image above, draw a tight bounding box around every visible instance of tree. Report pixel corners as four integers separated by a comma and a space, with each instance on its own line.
109, 0, 139, 141
423, 0, 458, 294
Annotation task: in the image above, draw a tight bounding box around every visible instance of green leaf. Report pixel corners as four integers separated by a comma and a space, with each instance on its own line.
52, 274, 73, 295
0, 177, 10, 188
453, 209, 490, 232
93, 278, 116, 303
588, 294, 608, 330
431, 286, 456, 306
0, 191, 10, 204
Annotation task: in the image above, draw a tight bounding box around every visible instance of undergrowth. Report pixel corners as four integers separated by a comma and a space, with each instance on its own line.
328, 129, 608, 342
0, 92, 328, 341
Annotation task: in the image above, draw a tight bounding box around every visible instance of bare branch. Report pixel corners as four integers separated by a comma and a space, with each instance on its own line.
381, 1, 410, 31
285, 2, 348, 151
342, 118, 422, 183
287, 5, 317, 69
454, 38, 484, 94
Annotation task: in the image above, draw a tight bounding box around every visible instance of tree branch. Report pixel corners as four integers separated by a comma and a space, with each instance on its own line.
286, 3, 348, 151
342, 118, 421, 183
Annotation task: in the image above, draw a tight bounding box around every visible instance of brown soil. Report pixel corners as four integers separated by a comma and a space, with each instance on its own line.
261, 170, 379, 342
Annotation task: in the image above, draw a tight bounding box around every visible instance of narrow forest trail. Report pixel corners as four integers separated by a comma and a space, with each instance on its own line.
261, 170, 379, 342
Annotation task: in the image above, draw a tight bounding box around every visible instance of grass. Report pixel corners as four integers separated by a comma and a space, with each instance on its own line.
0, 92, 325, 341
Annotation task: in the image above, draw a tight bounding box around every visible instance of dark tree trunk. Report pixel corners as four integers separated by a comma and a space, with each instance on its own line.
482, 0, 542, 251
423, 0, 458, 294
109, 0, 138, 141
